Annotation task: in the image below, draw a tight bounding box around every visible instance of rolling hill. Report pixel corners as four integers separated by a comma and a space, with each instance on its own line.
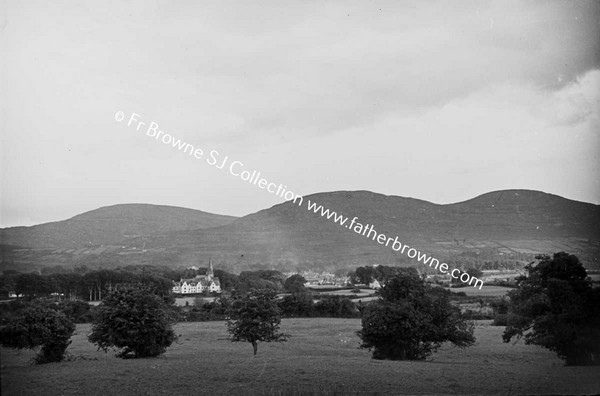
0, 204, 237, 248
1, 190, 599, 272
138, 189, 599, 271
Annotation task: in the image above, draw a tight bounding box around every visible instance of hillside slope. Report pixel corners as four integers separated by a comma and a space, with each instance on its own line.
141, 189, 600, 271
0, 204, 237, 248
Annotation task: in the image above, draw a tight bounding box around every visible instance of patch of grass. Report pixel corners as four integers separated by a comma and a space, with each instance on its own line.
444, 285, 514, 297
2, 319, 599, 395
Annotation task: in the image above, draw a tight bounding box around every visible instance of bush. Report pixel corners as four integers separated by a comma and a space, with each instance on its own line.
314, 296, 359, 318
462, 309, 493, 320
0, 299, 31, 325
88, 287, 176, 358
0, 303, 75, 364
357, 272, 475, 360
279, 292, 314, 317
56, 300, 97, 323
492, 314, 518, 326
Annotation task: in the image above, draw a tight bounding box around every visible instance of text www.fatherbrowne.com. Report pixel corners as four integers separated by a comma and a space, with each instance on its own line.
117, 111, 484, 289
305, 201, 483, 289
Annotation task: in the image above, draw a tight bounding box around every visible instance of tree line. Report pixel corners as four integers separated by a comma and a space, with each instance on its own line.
1, 252, 598, 367
0, 266, 296, 301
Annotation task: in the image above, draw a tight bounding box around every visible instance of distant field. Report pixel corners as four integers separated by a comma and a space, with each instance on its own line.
317, 289, 376, 298
445, 285, 514, 297
2, 319, 599, 395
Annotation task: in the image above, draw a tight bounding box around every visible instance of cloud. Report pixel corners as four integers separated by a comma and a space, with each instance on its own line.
1, 0, 599, 226
253, 69, 599, 205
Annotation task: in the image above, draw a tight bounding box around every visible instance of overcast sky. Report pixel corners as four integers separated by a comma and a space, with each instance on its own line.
1, 0, 599, 227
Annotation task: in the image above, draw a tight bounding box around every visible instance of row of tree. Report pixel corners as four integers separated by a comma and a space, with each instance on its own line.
347, 266, 418, 285
0, 267, 296, 301
347, 264, 485, 286
183, 293, 360, 322
0, 270, 174, 301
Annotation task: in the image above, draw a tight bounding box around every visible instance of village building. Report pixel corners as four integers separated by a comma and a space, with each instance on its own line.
368, 279, 382, 289
172, 260, 221, 294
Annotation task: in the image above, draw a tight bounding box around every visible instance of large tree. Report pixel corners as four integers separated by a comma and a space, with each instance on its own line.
88, 287, 176, 358
357, 272, 475, 360
503, 252, 600, 366
226, 289, 288, 355
0, 302, 75, 364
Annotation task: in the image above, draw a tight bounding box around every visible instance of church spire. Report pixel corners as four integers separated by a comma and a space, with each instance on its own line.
207, 257, 214, 278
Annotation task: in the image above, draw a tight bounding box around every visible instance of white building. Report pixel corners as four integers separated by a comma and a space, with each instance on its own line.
368, 279, 382, 289
172, 260, 221, 294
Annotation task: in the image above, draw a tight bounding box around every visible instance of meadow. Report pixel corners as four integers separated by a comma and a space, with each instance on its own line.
447, 285, 514, 297
1, 319, 599, 395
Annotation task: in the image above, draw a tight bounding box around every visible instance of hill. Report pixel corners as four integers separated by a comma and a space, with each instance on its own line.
135, 189, 600, 272
0, 204, 237, 248
1, 190, 599, 272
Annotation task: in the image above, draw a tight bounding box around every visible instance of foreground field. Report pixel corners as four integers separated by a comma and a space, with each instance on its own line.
2, 319, 599, 395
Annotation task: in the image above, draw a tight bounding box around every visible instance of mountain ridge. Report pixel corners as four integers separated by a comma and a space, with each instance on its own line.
1, 189, 599, 272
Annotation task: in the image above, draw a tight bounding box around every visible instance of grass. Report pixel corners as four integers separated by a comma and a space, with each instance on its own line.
445, 285, 514, 297
2, 319, 599, 395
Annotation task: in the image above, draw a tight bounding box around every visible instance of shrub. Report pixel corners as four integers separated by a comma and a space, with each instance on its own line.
357, 272, 475, 360
88, 287, 176, 358
279, 292, 314, 317
56, 300, 97, 323
0, 303, 75, 364
489, 297, 509, 317
492, 313, 521, 326
314, 296, 359, 318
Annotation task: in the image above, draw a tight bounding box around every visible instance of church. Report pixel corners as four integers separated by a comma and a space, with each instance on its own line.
172, 259, 221, 294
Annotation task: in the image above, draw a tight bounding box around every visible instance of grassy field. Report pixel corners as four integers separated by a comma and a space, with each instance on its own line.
2, 319, 599, 395
444, 285, 514, 297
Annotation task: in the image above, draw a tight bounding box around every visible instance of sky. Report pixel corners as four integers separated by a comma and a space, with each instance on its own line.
1, 0, 599, 227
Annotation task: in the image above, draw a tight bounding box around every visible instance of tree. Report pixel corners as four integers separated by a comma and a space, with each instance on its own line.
503, 252, 600, 366
279, 291, 314, 317
314, 296, 359, 318
357, 272, 475, 360
347, 271, 359, 285
214, 269, 240, 291
355, 266, 376, 284
466, 268, 483, 279
226, 289, 288, 355
353, 265, 418, 286
284, 274, 307, 293
88, 287, 176, 358
0, 303, 75, 363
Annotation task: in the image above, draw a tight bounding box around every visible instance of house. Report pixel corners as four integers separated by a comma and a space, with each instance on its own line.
173, 259, 221, 294
369, 279, 382, 289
